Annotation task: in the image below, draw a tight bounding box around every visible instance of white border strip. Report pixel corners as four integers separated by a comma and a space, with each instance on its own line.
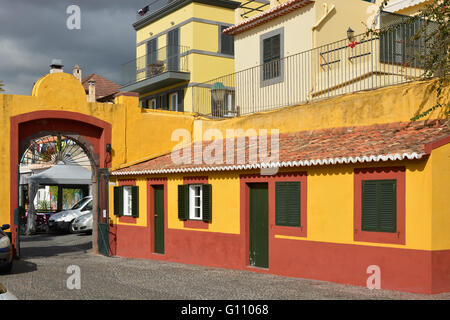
111, 152, 426, 176
383, 0, 427, 13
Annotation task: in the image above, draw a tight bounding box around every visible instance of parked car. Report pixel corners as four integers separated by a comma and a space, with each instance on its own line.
0, 224, 13, 273
0, 282, 17, 300
48, 196, 92, 233
72, 212, 93, 234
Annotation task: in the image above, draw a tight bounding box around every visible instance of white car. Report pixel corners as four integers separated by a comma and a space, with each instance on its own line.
72, 212, 93, 234
0, 224, 13, 273
0, 283, 18, 300
48, 196, 92, 233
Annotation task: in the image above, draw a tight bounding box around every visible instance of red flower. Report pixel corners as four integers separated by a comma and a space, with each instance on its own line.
348, 41, 359, 48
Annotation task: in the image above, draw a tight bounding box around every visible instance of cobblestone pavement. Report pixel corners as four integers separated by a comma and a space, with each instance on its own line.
1, 233, 449, 300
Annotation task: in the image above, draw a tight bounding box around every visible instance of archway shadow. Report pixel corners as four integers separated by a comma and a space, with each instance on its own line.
3, 259, 38, 275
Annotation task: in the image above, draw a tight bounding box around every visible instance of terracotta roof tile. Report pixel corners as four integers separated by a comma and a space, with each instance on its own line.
224, 0, 315, 36
82, 73, 120, 101
112, 120, 450, 175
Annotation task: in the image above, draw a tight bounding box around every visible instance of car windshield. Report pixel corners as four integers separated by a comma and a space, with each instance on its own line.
71, 197, 91, 210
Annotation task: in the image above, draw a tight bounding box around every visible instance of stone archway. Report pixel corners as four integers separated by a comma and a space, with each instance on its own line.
10, 110, 112, 255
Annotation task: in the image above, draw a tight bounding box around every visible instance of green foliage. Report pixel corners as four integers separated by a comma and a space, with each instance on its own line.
368, 0, 449, 120
0, 80, 4, 92
37, 199, 50, 211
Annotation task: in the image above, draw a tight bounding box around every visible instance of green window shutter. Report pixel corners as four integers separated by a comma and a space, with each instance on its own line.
361, 180, 396, 233
178, 185, 189, 220
113, 186, 123, 217
202, 184, 212, 223
361, 181, 378, 231
379, 180, 396, 233
275, 181, 301, 227
131, 186, 139, 218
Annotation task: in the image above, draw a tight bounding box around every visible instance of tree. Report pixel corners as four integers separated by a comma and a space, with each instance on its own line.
0, 80, 4, 92
367, 0, 449, 120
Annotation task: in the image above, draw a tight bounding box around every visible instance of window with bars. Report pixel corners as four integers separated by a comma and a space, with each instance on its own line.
262, 34, 281, 80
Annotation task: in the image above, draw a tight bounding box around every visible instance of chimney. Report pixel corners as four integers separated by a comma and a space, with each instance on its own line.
87, 80, 96, 102
50, 59, 64, 73
73, 64, 82, 81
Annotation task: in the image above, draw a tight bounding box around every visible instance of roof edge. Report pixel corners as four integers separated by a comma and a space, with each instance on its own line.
111, 152, 427, 176
133, 0, 241, 31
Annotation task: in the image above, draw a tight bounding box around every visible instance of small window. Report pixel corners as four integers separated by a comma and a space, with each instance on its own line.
178, 184, 212, 222
220, 25, 234, 55
123, 186, 133, 216
275, 182, 301, 227
260, 28, 284, 86
114, 185, 139, 218
361, 179, 396, 233
263, 34, 281, 80
189, 185, 202, 220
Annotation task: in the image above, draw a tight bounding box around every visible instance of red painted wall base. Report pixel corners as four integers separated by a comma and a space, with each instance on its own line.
109, 223, 449, 294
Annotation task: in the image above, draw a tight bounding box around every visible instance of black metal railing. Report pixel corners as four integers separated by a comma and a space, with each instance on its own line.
192, 13, 436, 118
121, 45, 190, 86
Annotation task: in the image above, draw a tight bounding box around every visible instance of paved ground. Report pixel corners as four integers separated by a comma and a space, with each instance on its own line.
1, 233, 449, 300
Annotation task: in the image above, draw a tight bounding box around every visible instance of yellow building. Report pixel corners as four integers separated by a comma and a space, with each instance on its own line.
121, 0, 244, 113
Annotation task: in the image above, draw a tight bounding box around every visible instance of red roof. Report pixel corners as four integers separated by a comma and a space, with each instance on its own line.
112, 120, 450, 175
224, 0, 315, 36
82, 73, 120, 101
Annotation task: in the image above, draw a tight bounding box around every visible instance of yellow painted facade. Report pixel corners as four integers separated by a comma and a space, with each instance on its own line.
0, 73, 448, 250
107, 79, 448, 254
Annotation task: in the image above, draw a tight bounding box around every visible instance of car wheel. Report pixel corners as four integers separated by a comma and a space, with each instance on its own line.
68, 221, 76, 234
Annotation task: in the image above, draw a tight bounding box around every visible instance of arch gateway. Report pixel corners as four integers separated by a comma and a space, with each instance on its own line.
0, 71, 195, 256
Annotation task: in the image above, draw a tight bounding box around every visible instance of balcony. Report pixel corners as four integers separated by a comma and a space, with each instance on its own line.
121, 45, 190, 94
192, 12, 437, 118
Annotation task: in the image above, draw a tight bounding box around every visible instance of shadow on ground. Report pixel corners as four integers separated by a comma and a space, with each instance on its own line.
18, 233, 92, 259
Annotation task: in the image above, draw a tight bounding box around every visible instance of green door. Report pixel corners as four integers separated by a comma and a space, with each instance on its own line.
249, 183, 269, 268
154, 185, 165, 254
97, 168, 110, 256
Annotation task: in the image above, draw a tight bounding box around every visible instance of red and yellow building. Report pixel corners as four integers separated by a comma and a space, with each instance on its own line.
107, 80, 450, 294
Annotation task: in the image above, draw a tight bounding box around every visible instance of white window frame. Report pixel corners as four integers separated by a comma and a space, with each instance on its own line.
150, 98, 157, 109
189, 184, 202, 220
169, 92, 178, 112
123, 186, 133, 217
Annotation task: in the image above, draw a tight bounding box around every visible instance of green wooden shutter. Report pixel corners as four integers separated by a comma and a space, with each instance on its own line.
379, 180, 396, 232
361, 181, 378, 231
361, 180, 396, 232
275, 182, 301, 227
178, 185, 189, 220
202, 184, 212, 223
113, 186, 123, 217
131, 186, 139, 218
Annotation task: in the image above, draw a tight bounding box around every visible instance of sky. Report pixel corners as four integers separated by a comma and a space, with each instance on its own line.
0, 0, 151, 95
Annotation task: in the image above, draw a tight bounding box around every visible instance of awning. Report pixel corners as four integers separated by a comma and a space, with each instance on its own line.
383, 0, 428, 13
26, 164, 92, 185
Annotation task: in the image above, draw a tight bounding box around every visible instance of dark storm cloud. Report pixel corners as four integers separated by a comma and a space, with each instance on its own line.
0, 0, 150, 94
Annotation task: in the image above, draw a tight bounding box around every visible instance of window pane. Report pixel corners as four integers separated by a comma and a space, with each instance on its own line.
195, 207, 201, 218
